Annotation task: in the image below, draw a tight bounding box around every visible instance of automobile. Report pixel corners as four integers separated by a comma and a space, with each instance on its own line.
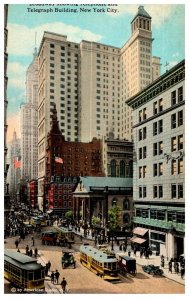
61, 251, 76, 269
41, 231, 57, 245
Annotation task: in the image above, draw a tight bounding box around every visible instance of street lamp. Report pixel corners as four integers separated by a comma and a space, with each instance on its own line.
111, 235, 114, 251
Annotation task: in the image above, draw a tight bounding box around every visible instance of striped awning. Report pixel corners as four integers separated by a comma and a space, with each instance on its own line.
133, 227, 148, 236
130, 236, 146, 244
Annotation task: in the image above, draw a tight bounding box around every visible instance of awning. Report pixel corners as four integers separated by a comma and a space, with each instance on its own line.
133, 227, 148, 236
130, 236, 146, 244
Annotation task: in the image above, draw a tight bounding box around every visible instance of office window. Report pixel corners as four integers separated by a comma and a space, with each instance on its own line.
153, 185, 158, 198
159, 99, 163, 112
171, 90, 176, 106
153, 164, 157, 176
171, 113, 177, 129
153, 101, 158, 115
139, 187, 142, 198
143, 108, 147, 120
159, 163, 163, 176
178, 110, 183, 127
178, 184, 183, 198
143, 166, 147, 178
143, 127, 147, 139
159, 185, 163, 198
178, 135, 183, 150
143, 146, 147, 158
139, 148, 142, 159
143, 186, 147, 198
171, 184, 177, 198
159, 141, 163, 155
159, 119, 163, 133
178, 86, 183, 102
171, 137, 177, 151
139, 167, 142, 178
171, 159, 177, 175
139, 110, 142, 122
139, 129, 142, 141
178, 159, 184, 174
153, 143, 158, 156
153, 122, 157, 135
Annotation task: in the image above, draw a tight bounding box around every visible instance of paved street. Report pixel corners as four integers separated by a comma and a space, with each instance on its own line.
4, 228, 185, 294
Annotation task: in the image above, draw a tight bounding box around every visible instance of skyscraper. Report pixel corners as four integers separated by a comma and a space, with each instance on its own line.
37, 6, 161, 207
20, 49, 38, 181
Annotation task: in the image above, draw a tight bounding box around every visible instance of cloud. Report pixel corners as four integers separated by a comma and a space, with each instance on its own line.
107, 4, 178, 28
7, 22, 103, 57
7, 62, 27, 90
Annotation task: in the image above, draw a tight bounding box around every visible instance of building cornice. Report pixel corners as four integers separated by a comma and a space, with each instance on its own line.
127, 60, 185, 110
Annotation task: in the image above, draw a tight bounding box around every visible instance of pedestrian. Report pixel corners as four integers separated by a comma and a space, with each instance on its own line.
29, 249, 33, 257
134, 248, 137, 257
61, 277, 67, 293
168, 260, 172, 273
34, 248, 38, 257
17, 248, 20, 253
161, 257, 165, 268
45, 264, 49, 277
26, 245, 29, 255
47, 260, 51, 271
175, 262, 179, 274
181, 266, 185, 279
128, 250, 131, 257
51, 271, 55, 284
15, 239, 19, 249
31, 236, 35, 246
55, 269, 60, 284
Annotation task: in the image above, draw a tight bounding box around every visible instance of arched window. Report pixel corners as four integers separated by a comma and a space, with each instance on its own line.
123, 198, 130, 210
110, 159, 116, 177
123, 213, 130, 224
112, 197, 117, 206
129, 161, 133, 177
120, 160, 126, 177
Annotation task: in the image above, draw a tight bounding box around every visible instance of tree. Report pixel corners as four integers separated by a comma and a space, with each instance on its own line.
91, 216, 101, 227
65, 210, 73, 222
108, 205, 122, 232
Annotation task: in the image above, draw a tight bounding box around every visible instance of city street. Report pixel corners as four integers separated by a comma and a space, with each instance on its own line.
4, 229, 185, 294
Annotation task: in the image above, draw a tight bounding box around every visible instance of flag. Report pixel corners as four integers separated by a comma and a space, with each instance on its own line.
14, 157, 21, 169
55, 156, 63, 164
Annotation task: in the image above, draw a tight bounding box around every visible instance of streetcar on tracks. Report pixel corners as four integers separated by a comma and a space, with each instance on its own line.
80, 244, 119, 281
4, 249, 45, 292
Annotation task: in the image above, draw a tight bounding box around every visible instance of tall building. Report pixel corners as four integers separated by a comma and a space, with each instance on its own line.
127, 60, 185, 259
20, 49, 38, 181
37, 6, 160, 205
7, 130, 21, 201
4, 4, 10, 228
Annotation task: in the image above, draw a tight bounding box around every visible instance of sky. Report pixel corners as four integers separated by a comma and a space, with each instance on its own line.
5, 1, 185, 143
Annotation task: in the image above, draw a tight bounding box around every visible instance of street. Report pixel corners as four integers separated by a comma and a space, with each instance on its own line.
4, 228, 185, 294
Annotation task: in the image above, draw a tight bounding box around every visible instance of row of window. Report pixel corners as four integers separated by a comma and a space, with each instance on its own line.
139, 183, 183, 199
136, 208, 185, 223
138, 86, 184, 123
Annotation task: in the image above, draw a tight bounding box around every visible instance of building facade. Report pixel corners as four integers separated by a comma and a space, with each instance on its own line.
29, 179, 38, 209
127, 60, 185, 259
4, 4, 10, 228
20, 49, 38, 181
102, 133, 133, 177
73, 177, 133, 228
41, 106, 103, 212
7, 130, 21, 201
37, 6, 161, 205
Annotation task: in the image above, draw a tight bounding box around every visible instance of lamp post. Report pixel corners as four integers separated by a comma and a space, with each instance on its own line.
111, 235, 114, 251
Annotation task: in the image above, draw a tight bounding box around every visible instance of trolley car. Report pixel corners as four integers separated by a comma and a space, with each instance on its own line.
80, 244, 119, 281
4, 250, 45, 292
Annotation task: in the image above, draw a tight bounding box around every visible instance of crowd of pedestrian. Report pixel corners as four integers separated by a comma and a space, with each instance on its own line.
161, 255, 185, 279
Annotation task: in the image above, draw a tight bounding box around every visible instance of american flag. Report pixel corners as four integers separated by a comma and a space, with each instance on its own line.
13, 157, 21, 169
55, 156, 63, 164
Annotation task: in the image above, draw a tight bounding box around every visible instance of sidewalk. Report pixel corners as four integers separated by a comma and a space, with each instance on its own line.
70, 227, 185, 286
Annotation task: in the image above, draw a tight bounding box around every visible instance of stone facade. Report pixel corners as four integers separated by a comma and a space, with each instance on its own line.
127, 60, 185, 259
